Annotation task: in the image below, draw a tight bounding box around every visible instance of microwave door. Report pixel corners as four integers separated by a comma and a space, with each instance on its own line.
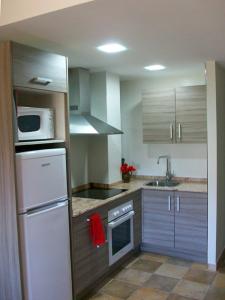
18, 114, 41, 140
17, 107, 54, 141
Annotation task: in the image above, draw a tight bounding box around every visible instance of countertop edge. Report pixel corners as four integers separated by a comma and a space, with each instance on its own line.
72, 180, 207, 218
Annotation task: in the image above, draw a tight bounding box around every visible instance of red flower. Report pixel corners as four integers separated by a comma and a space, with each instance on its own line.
120, 164, 128, 173
120, 163, 136, 174
128, 166, 136, 172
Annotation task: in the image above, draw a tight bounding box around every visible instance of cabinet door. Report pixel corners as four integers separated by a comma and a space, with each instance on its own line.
72, 213, 108, 295
174, 192, 207, 255
142, 190, 174, 248
142, 89, 175, 143
175, 85, 207, 143
12, 42, 67, 92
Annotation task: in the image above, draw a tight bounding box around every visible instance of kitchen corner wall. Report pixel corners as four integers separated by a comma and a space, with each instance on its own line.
89, 72, 122, 184
70, 72, 122, 188
214, 63, 225, 263
206, 61, 225, 265
70, 136, 89, 188
120, 71, 207, 178
106, 73, 122, 183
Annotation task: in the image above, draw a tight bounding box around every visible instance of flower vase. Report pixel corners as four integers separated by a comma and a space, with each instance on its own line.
122, 173, 131, 183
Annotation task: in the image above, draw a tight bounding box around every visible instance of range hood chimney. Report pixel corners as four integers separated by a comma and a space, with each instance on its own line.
69, 68, 123, 135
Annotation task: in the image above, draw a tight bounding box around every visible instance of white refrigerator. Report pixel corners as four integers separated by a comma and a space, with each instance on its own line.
16, 148, 72, 300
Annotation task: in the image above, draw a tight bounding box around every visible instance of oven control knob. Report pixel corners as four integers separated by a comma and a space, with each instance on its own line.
113, 211, 119, 217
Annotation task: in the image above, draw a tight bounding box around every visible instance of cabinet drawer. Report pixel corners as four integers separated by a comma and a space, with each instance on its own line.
12, 42, 67, 92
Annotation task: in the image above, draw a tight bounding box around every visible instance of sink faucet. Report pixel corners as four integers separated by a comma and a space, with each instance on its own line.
157, 155, 173, 181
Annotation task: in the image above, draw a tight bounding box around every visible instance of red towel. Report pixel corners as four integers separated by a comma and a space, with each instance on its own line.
89, 213, 106, 247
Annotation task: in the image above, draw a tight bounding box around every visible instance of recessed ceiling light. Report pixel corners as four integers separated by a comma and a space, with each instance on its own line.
97, 43, 127, 53
144, 64, 166, 71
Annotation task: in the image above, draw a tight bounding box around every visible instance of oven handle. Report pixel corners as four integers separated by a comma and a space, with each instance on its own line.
108, 211, 135, 228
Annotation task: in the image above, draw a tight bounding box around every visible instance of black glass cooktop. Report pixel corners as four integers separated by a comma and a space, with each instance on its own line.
72, 188, 128, 200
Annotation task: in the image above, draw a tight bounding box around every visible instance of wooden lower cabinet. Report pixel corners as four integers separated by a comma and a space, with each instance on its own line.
133, 191, 142, 248
142, 189, 208, 262
72, 190, 142, 298
174, 192, 208, 257
142, 190, 174, 248
72, 204, 108, 296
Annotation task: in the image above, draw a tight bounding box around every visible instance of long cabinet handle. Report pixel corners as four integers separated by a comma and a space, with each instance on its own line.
178, 123, 181, 140
168, 195, 171, 211
170, 124, 173, 140
31, 77, 53, 85
176, 196, 180, 212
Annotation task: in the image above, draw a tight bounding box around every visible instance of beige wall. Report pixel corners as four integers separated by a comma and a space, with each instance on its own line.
215, 63, 225, 260
0, 0, 93, 26
206, 61, 225, 265
206, 61, 217, 265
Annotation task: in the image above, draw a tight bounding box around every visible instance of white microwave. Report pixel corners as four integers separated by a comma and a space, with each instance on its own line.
17, 106, 54, 141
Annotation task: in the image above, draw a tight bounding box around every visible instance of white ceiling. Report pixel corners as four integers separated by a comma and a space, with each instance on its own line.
0, 0, 225, 79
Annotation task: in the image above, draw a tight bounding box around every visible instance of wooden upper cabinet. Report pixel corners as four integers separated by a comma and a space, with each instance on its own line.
175, 85, 207, 143
12, 42, 67, 92
142, 85, 207, 144
142, 89, 175, 143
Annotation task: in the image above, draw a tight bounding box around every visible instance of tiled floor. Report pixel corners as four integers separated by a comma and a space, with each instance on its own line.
89, 252, 225, 300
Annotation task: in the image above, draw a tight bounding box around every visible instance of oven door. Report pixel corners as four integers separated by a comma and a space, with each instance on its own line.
108, 210, 134, 266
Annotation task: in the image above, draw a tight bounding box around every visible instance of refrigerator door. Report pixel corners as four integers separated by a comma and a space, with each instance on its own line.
16, 148, 67, 212
19, 200, 72, 300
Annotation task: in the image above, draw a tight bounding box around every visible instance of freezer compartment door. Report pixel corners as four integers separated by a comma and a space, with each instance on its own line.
16, 148, 67, 212
19, 201, 72, 300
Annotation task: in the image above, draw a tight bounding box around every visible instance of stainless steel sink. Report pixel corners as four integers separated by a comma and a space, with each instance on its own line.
145, 180, 179, 187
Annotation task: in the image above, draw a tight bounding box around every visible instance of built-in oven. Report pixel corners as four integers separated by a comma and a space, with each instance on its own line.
108, 200, 134, 266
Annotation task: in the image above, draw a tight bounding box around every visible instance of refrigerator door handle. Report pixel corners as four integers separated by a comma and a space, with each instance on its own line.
27, 200, 68, 216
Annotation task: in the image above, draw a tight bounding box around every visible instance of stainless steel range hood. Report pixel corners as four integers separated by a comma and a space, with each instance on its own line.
70, 113, 123, 135
69, 68, 123, 135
